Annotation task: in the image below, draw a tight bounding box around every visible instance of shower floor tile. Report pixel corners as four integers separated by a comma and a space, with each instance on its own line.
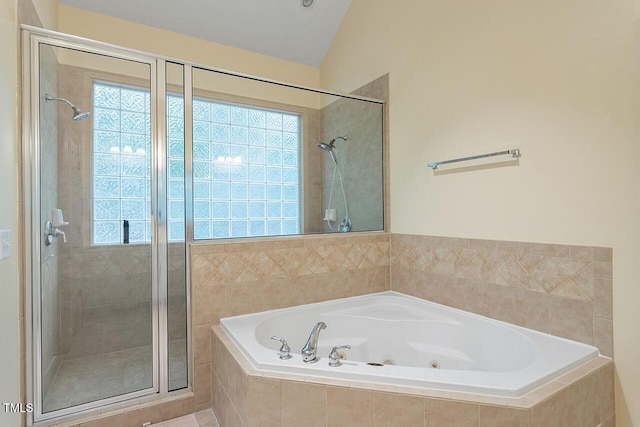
195, 409, 220, 427
43, 345, 153, 413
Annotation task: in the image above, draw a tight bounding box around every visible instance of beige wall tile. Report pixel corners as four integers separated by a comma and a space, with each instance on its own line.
273, 276, 305, 309
390, 267, 420, 297
593, 247, 612, 262
478, 405, 530, 427
600, 415, 615, 427
455, 278, 484, 315
194, 325, 211, 367
599, 363, 615, 420
593, 278, 612, 319
417, 271, 457, 307
531, 397, 559, 427
193, 284, 226, 327
549, 295, 593, 344
569, 246, 594, 260
247, 377, 282, 427
372, 392, 423, 427
326, 387, 373, 427
223, 352, 248, 423
121, 406, 162, 427
578, 371, 601, 427
212, 372, 226, 427
194, 363, 211, 407
512, 288, 549, 333
424, 398, 478, 427
79, 414, 124, 427
481, 283, 514, 323
594, 317, 613, 357
282, 381, 326, 427
367, 266, 391, 293
159, 396, 195, 421
224, 400, 245, 427
554, 383, 582, 427
592, 261, 612, 279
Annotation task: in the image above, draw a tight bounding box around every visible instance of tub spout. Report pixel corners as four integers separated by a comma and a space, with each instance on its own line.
301, 321, 327, 363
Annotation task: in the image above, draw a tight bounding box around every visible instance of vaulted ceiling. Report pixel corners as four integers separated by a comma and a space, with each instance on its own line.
58, 0, 352, 67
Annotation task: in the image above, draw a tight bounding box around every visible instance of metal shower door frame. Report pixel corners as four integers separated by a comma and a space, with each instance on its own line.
22, 27, 187, 424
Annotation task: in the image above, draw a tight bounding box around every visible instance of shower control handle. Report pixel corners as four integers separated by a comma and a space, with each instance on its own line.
271, 336, 292, 360
44, 221, 66, 246
328, 345, 351, 367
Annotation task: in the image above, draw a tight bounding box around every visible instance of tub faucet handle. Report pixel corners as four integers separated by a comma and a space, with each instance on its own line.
328, 345, 351, 367
271, 336, 293, 360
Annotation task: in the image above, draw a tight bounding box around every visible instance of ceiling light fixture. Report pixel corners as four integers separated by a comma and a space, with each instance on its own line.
301, 0, 314, 7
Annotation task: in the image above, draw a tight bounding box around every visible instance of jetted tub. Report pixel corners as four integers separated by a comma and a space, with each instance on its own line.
220, 291, 599, 397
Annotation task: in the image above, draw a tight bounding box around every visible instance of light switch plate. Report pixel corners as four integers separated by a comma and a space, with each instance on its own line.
0, 230, 11, 260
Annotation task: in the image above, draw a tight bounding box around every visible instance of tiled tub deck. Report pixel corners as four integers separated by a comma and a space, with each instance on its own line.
211, 325, 614, 427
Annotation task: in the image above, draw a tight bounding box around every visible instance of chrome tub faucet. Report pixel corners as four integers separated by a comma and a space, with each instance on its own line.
301, 321, 326, 363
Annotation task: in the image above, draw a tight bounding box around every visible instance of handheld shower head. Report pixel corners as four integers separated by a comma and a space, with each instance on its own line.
316, 136, 347, 165
316, 142, 338, 164
45, 94, 91, 121
317, 135, 351, 232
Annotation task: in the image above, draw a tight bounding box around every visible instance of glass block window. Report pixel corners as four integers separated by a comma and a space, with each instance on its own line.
93, 82, 151, 244
167, 94, 186, 241
92, 81, 301, 244
193, 100, 301, 239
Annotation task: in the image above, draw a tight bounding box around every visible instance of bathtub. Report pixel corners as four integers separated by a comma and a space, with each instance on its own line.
220, 291, 599, 397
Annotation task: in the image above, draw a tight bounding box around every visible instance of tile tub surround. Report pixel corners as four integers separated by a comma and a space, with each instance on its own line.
390, 234, 613, 357
211, 325, 614, 427
190, 232, 390, 410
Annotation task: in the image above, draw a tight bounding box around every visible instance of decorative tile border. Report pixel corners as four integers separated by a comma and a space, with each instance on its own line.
390, 234, 613, 356
391, 235, 611, 302
190, 232, 390, 411
191, 234, 389, 286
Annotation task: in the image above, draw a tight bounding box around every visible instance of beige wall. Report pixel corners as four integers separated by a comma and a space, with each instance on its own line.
30, 0, 56, 30
58, 5, 320, 90
0, 0, 20, 425
321, 1, 640, 425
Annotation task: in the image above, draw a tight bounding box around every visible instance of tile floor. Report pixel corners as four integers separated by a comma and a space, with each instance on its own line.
152, 414, 199, 426
195, 409, 220, 427
43, 340, 188, 413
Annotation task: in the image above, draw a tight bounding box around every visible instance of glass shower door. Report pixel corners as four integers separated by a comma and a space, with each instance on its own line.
37, 42, 157, 415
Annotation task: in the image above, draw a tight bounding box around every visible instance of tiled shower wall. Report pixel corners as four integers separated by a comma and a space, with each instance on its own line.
390, 234, 613, 356
320, 75, 387, 233
57, 64, 160, 359
190, 232, 390, 409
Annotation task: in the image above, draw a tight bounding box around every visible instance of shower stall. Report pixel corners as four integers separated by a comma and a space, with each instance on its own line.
24, 29, 191, 423
23, 25, 384, 424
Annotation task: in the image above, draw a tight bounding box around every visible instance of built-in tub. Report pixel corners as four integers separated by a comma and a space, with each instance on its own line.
220, 291, 599, 397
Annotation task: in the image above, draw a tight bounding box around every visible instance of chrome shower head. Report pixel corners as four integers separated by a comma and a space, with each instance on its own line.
316, 136, 347, 165
71, 106, 91, 121
316, 142, 333, 152
316, 141, 338, 164
45, 94, 91, 121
